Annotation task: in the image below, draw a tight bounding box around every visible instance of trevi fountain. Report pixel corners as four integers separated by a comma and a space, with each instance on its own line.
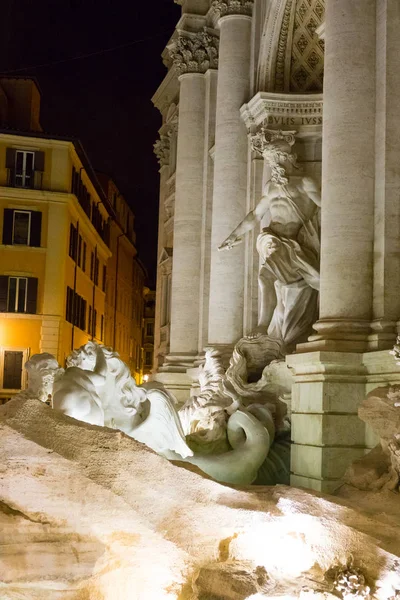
2, 0, 400, 599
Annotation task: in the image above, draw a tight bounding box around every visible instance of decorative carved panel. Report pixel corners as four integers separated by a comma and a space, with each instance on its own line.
289, 0, 325, 92
258, 0, 324, 93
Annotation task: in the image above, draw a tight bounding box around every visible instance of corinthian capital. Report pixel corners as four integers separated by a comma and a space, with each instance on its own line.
211, 0, 254, 18
154, 135, 170, 168
168, 28, 219, 76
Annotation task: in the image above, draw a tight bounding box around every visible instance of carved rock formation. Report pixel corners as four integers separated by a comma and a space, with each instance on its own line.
2, 397, 400, 599
343, 386, 400, 492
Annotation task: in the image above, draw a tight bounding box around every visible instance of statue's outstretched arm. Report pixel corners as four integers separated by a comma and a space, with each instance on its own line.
219, 193, 269, 251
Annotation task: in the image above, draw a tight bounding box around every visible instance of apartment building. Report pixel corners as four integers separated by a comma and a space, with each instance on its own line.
0, 76, 145, 399
97, 173, 146, 384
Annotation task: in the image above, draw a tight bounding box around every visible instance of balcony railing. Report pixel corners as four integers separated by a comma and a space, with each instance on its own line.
7, 169, 43, 190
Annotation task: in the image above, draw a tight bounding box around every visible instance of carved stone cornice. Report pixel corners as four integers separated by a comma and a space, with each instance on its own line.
240, 91, 323, 131
211, 0, 254, 18
168, 29, 219, 76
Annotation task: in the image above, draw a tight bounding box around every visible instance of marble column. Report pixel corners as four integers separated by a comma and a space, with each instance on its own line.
169, 72, 206, 363
372, 0, 400, 348
164, 30, 219, 372
307, 0, 376, 352
290, 0, 377, 493
198, 69, 218, 357
208, 1, 253, 351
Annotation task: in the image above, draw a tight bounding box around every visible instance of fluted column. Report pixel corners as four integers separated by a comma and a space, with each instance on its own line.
289, 0, 377, 494
208, 0, 253, 350
167, 31, 218, 366
309, 0, 376, 351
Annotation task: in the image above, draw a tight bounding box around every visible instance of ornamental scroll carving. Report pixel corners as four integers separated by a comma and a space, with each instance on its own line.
168, 29, 219, 76
211, 0, 254, 17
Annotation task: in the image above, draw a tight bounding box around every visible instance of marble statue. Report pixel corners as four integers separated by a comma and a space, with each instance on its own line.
52, 341, 107, 426
219, 128, 320, 353
343, 337, 400, 492
179, 348, 291, 484
15, 352, 63, 404
14, 343, 276, 485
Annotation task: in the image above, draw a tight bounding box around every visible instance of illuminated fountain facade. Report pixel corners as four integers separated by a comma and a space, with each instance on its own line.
3, 0, 400, 597
152, 0, 400, 492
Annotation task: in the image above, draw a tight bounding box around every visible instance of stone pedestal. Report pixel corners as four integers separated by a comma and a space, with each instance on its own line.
288, 352, 368, 493
288, 349, 400, 492
208, 12, 252, 348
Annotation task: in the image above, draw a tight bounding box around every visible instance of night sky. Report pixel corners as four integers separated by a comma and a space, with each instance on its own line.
0, 0, 181, 284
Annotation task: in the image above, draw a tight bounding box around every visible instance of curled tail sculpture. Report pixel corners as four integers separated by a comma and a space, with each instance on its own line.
164, 409, 271, 486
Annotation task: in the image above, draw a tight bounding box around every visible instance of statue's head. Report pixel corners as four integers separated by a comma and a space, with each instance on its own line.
66, 341, 98, 371
251, 128, 298, 184
25, 353, 63, 402
100, 346, 147, 415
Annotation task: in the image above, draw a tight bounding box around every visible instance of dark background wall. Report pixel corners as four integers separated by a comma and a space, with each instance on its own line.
0, 0, 181, 283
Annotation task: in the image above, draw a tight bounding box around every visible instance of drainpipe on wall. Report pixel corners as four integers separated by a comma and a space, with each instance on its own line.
71, 220, 79, 351
92, 244, 97, 340
113, 233, 124, 349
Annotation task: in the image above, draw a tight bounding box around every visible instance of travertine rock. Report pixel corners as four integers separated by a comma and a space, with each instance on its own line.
1, 397, 400, 600
344, 386, 400, 491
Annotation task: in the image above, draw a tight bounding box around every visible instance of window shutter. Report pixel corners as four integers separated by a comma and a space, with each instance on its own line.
2, 208, 13, 245
35, 151, 45, 172
5, 148, 16, 169
26, 277, 38, 314
3, 351, 23, 389
82, 242, 86, 272
0, 275, 9, 312
29, 211, 42, 247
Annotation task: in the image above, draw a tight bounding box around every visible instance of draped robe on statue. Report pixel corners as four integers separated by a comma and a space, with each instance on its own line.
257, 226, 320, 347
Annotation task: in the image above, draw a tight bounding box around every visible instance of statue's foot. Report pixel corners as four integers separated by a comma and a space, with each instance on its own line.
245, 327, 269, 340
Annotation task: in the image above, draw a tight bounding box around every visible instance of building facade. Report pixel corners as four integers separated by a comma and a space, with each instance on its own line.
143, 287, 156, 380
97, 173, 146, 384
153, 0, 400, 492
0, 77, 145, 400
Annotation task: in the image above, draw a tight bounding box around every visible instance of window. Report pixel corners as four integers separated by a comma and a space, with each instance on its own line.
15, 150, 35, 188
2, 208, 42, 247
6, 148, 44, 190
3, 351, 23, 390
65, 287, 86, 331
145, 351, 152, 366
8, 277, 27, 312
71, 167, 91, 217
90, 253, 99, 285
93, 309, 97, 338
69, 223, 78, 260
90, 252, 94, 281
77, 235, 82, 267
0, 276, 38, 314
13, 210, 31, 245
82, 242, 87, 272
146, 322, 154, 337
100, 314, 104, 341
102, 265, 107, 292
88, 306, 92, 335
94, 257, 99, 286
